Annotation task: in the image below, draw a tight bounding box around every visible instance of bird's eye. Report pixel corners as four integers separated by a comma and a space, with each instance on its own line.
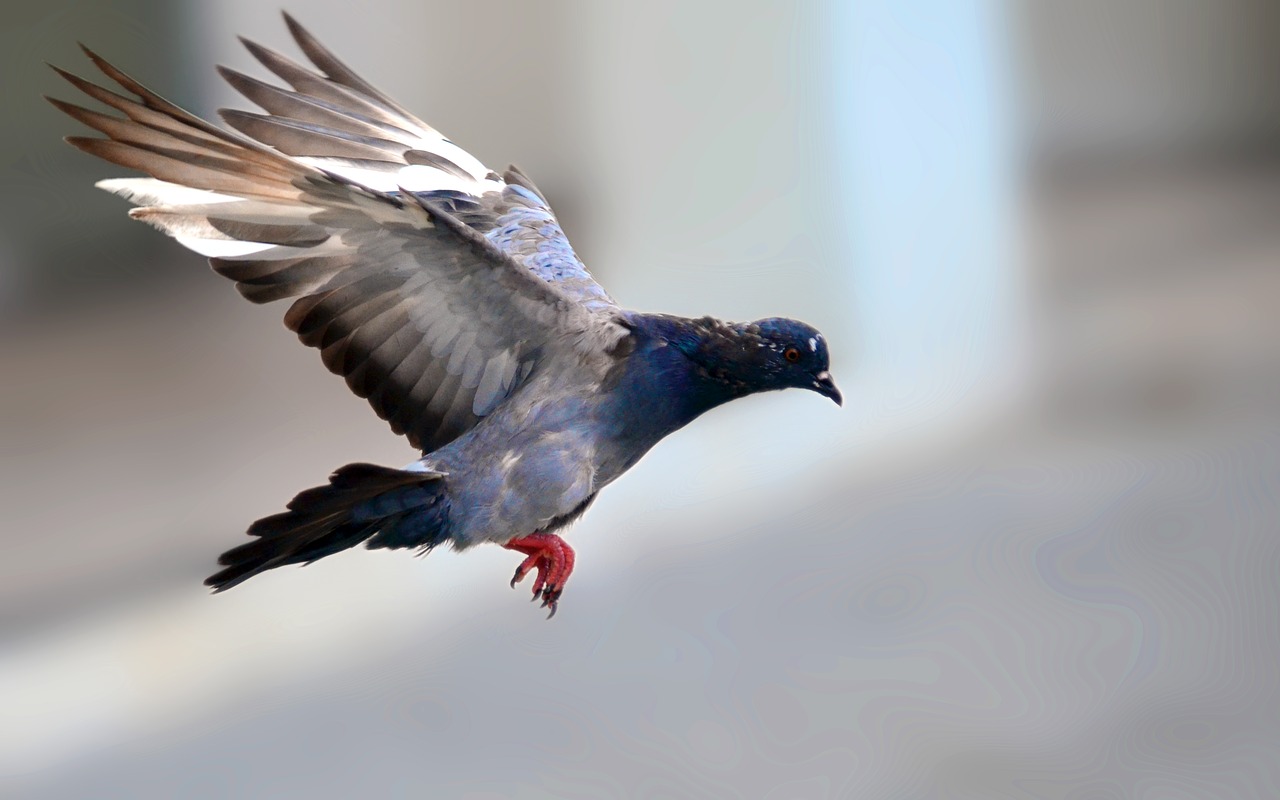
784, 347, 801, 363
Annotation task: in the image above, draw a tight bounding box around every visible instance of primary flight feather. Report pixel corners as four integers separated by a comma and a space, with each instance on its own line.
50, 13, 840, 616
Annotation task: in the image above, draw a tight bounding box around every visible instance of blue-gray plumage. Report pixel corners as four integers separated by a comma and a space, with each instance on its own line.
49, 14, 840, 616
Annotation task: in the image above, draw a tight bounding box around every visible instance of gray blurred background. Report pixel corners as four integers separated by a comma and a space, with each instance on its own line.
3, 0, 1278, 797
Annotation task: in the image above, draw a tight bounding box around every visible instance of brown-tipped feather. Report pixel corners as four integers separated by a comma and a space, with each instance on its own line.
63, 137, 290, 200
203, 217, 329, 247
220, 109, 408, 162
281, 11, 421, 117
237, 37, 412, 131
50, 65, 218, 143
218, 65, 415, 142
52, 47, 319, 202
49, 96, 250, 165
51, 66, 299, 176
79, 44, 232, 140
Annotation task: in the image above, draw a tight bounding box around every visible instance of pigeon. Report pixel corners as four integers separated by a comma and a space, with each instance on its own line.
49, 13, 840, 617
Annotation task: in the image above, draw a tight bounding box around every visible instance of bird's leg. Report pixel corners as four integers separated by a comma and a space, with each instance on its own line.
504, 532, 576, 617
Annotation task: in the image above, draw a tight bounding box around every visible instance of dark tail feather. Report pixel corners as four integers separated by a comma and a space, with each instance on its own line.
205, 462, 447, 592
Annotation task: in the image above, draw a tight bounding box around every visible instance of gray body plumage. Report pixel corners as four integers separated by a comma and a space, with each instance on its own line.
418, 371, 608, 548
49, 15, 840, 598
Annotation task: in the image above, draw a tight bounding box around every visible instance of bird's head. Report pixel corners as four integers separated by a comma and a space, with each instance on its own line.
718, 317, 841, 405
657, 314, 842, 407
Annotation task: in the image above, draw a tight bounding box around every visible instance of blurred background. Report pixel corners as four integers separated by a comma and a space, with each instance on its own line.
2, 0, 1278, 797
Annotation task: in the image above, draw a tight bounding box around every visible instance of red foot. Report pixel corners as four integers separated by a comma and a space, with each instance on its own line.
504, 532, 576, 618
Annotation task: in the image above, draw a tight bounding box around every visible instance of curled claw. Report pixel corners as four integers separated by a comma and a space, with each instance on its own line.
510, 552, 541, 589
540, 586, 563, 618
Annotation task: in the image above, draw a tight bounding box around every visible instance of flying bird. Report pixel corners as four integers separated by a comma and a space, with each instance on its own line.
49, 14, 840, 616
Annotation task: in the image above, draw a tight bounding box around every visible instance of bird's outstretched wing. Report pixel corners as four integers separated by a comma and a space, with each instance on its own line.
49, 15, 627, 452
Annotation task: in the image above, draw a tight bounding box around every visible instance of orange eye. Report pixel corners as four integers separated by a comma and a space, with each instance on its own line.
784, 347, 801, 363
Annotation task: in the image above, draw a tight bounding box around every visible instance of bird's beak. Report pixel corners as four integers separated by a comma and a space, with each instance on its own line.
812, 371, 842, 406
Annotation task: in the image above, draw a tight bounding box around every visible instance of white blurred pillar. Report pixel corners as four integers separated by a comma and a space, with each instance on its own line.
831, 0, 1024, 442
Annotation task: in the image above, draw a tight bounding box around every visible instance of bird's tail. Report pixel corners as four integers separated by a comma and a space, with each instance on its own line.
205, 462, 449, 592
